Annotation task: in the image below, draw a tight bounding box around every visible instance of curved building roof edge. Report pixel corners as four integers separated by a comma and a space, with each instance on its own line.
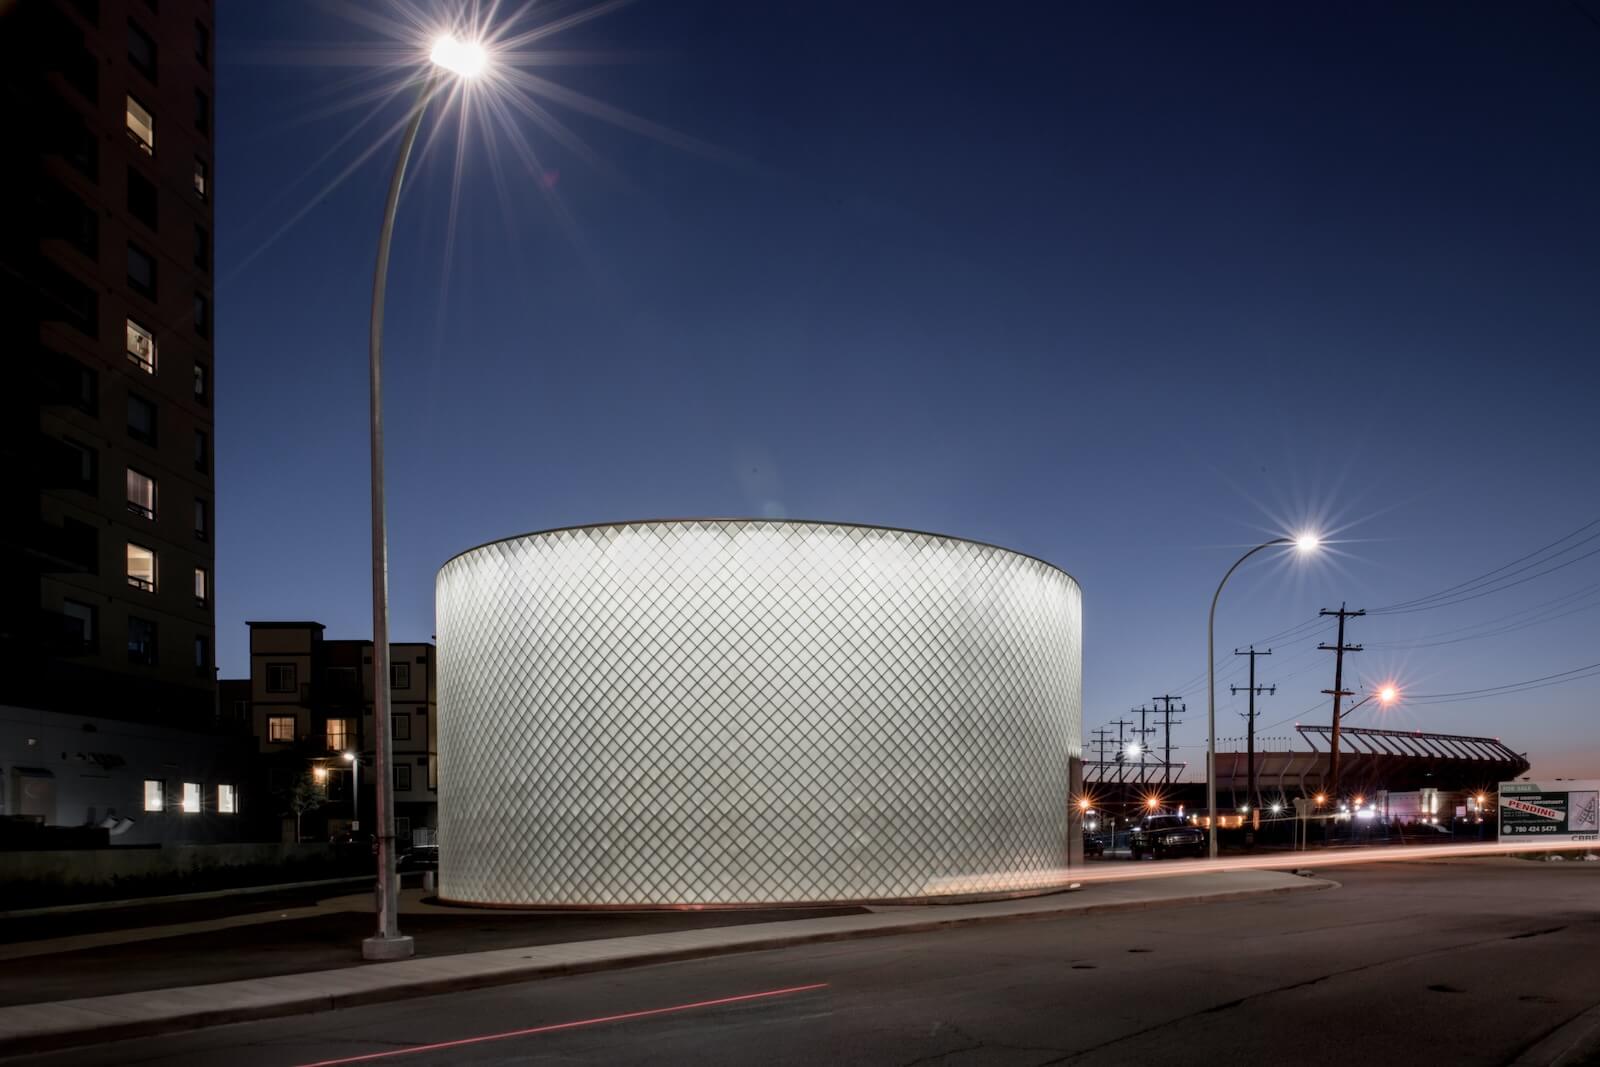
439, 518, 1082, 590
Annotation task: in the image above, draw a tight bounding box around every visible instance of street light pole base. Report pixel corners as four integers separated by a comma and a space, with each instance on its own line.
362, 934, 415, 961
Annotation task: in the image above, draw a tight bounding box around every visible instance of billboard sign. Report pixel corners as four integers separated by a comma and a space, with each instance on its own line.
1498, 780, 1600, 843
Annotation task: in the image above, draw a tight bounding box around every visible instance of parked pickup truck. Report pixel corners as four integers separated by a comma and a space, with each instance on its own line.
1128, 814, 1205, 859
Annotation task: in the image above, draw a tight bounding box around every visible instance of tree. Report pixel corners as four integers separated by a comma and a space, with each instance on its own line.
280, 770, 326, 843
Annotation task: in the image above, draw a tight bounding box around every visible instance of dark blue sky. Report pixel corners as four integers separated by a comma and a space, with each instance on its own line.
214, 2, 1600, 777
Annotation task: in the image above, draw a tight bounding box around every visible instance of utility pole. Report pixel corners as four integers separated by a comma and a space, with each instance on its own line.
1231, 648, 1274, 813
1319, 604, 1365, 801
1131, 706, 1155, 786
1152, 695, 1185, 785
1089, 727, 1113, 783
1111, 719, 1134, 785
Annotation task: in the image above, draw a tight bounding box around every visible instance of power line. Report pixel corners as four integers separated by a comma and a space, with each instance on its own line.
1370, 516, 1600, 614
1401, 660, 1600, 703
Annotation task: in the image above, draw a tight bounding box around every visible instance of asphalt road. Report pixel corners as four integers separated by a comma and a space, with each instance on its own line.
13, 859, 1600, 1067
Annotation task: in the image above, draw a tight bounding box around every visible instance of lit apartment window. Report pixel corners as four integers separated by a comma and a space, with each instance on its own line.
62, 600, 96, 649
194, 566, 208, 604
266, 663, 297, 692
143, 779, 164, 812
128, 616, 157, 665
267, 715, 296, 743
326, 718, 353, 752
392, 662, 410, 688
181, 782, 201, 813
128, 394, 157, 444
217, 784, 236, 814
126, 543, 157, 591
194, 363, 208, 401
126, 468, 156, 520
193, 157, 208, 199
395, 764, 412, 791
126, 319, 156, 373
125, 95, 154, 154
128, 21, 157, 81
127, 244, 156, 298
194, 498, 208, 541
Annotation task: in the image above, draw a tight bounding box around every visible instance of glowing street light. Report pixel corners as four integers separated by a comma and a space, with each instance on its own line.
429, 34, 487, 78
1206, 534, 1321, 859
343, 751, 359, 836
360, 33, 491, 963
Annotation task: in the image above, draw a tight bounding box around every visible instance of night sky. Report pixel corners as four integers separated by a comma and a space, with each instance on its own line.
214, 2, 1600, 777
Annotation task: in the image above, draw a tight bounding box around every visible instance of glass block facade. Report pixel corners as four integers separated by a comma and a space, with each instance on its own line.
436, 520, 1082, 906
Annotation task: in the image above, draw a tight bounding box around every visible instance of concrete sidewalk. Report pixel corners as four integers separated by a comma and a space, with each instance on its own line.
0, 869, 1328, 1057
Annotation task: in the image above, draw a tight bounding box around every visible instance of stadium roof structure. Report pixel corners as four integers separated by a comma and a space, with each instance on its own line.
1208, 725, 1529, 799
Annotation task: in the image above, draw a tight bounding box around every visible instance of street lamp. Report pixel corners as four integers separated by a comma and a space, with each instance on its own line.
343, 751, 358, 832
1207, 534, 1320, 859
362, 33, 488, 963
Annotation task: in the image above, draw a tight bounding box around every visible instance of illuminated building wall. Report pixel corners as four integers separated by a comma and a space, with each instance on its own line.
436, 520, 1082, 906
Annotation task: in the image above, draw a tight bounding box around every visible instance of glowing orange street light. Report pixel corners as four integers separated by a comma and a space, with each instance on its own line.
1314, 793, 1327, 806
1145, 796, 1161, 811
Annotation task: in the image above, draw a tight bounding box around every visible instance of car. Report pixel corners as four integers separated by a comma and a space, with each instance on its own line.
398, 844, 439, 871
1128, 814, 1205, 859
1082, 830, 1104, 858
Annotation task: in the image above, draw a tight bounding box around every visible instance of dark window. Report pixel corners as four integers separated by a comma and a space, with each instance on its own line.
392, 713, 411, 741
127, 168, 157, 229
66, 359, 98, 413
63, 438, 97, 492
128, 21, 157, 81
54, 107, 98, 180
44, 185, 98, 258
194, 635, 210, 673
194, 20, 209, 67
193, 429, 207, 471
193, 362, 208, 402
395, 764, 412, 791
193, 89, 208, 135
42, 264, 97, 338
61, 518, 98, 574
127, 244, 156, 298
193, 224, 208, 270
193, 293, 209, 338
266, 663, 297, 693
127, 616, 158, 665
391, 663, 410, 688
62, 600, 97, 651
194, 498, 208, 540
127, 394, 157, 444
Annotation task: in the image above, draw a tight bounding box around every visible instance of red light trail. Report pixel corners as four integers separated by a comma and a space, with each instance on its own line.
291, 982, 829, 1066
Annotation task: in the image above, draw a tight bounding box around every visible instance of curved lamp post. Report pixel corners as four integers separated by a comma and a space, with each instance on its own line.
1206, 534, 1319, 860
364, 34, 487, 962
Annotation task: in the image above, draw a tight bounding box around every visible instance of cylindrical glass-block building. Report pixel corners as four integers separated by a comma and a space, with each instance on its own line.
436, 520, 1082, 906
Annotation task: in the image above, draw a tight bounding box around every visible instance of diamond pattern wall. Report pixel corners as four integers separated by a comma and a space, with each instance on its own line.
436, 520, 1082, 905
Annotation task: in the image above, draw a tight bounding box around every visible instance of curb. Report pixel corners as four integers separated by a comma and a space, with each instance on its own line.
1512, 1003, 1600, 1067
0, 876, 376, 920
0, 876, 1327, 1057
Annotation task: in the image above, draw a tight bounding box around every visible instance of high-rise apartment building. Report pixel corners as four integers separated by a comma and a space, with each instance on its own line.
1, 0, 217, 726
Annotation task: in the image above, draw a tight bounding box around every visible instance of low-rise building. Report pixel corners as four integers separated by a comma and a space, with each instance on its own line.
223, 621, 437, 845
